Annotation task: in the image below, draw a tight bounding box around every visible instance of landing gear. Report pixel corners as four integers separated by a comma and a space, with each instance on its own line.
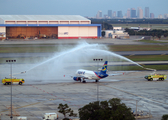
95, 80, 99, 82
82, 78, 86, 83
82, 80, 86, 83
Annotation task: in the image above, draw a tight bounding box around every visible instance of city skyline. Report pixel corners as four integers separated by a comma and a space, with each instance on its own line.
0, 0, 167, 18
95, 6, 168, 19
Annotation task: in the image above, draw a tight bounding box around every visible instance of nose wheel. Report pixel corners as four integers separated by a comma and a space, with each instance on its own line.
95, 80, 98, 82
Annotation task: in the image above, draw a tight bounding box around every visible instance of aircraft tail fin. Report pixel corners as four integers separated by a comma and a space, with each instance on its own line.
101, 61, 108, 73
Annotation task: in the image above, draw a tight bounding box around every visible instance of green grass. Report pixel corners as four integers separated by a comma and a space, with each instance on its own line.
108, 44, 168, 51
125, 55, 168, 61
141, 65, 168, 70
83, 65, 168, 71
138, 40, 168, 43
1, 44, 168, 53
0, 45, 57, 53
0, 44, 75, 53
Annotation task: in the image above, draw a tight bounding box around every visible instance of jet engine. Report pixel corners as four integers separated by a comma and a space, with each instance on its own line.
73, 77, 81, 81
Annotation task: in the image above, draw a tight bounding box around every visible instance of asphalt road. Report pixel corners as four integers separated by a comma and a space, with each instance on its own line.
0, 50, 168, 58
115, 50, 168, 56
0, 37, 144, 45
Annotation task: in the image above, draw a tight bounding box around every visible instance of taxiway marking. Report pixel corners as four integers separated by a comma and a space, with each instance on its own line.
102, 84, 168, 106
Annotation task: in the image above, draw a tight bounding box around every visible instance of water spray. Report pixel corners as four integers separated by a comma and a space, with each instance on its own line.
18, 42, 99, 75
86, 48, 157, 73
143, 67, 156, 75
14, 42, 156, 77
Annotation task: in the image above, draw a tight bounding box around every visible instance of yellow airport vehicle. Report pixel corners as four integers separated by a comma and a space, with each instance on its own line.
2, 78, 25, 85
145, 74, 167, 81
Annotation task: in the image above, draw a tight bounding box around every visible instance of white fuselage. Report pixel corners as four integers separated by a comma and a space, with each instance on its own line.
76, 69, 99, 80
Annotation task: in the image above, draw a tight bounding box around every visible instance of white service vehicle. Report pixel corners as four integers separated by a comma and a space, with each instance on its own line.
43, 113, 58, 120
17, 117, 27, 120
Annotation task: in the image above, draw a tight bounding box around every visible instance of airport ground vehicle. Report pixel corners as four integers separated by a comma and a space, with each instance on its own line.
43, 113, 58, 120
17, 117, 27, 120
145, 74, 167, 81
2, 78, 25, 85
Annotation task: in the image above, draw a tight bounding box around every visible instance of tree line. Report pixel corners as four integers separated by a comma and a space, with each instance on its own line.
125, 28, 168, 40
58, 98, 135, 120
100, 22, 168, 40
90, 18, 168, 24
58, 98, 168, 120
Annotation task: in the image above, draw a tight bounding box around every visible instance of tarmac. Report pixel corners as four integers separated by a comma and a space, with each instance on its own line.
0, 38, 168, 120
0, 70, 168, 120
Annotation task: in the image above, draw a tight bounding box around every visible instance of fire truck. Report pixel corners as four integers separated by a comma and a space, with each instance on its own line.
2, 78, 25, 85
145, 74, 167, 81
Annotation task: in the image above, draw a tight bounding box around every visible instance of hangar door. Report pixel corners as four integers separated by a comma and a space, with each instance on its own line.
58, 26, 97, 39
6, 27, 58, 39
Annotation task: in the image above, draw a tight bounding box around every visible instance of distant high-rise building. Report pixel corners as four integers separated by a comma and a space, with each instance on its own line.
113, 11, 116, 18
127, 9, 131, 18
150, 13, 155, 18
108, 10, 112, 18
137, 7, 143, 18
123, 13, 127, 19
104, 14, 108, 18
96, 10, 102, 18
131, 8, 136, 18
145, 7, 149, 18
117, 11, 123, 18
164, 14, 168, 19
137, 8, 139, 17
158, 14, 163, 19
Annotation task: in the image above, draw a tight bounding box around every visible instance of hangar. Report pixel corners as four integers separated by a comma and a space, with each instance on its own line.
0, 15, 101, 39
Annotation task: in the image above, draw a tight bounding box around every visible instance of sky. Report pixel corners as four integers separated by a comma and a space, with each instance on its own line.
0, 0, 167, 17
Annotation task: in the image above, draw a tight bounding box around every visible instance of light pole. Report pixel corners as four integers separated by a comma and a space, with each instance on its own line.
6, 59, 16, 120
143, 104, 151, 120
136, 100, 138, 119
93, 59, 103, 102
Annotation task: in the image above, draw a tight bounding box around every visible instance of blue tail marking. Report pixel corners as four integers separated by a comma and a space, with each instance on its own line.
100, 61, 108, 73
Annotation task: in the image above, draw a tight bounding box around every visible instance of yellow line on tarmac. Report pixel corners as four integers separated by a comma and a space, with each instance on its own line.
15, 102, 41, 109
0, 102, 41, 113
102, 84, 168, 105
0, 96, 59, 113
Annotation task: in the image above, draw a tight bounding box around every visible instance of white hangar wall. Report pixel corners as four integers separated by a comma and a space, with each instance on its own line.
58, 26, 97, 39
0, 27, 6, 39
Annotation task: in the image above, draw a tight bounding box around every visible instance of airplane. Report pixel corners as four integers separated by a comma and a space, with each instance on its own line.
72, 61, 108, 83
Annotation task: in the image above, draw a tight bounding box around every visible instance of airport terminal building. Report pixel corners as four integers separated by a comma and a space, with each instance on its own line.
0, 15, 101, 39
